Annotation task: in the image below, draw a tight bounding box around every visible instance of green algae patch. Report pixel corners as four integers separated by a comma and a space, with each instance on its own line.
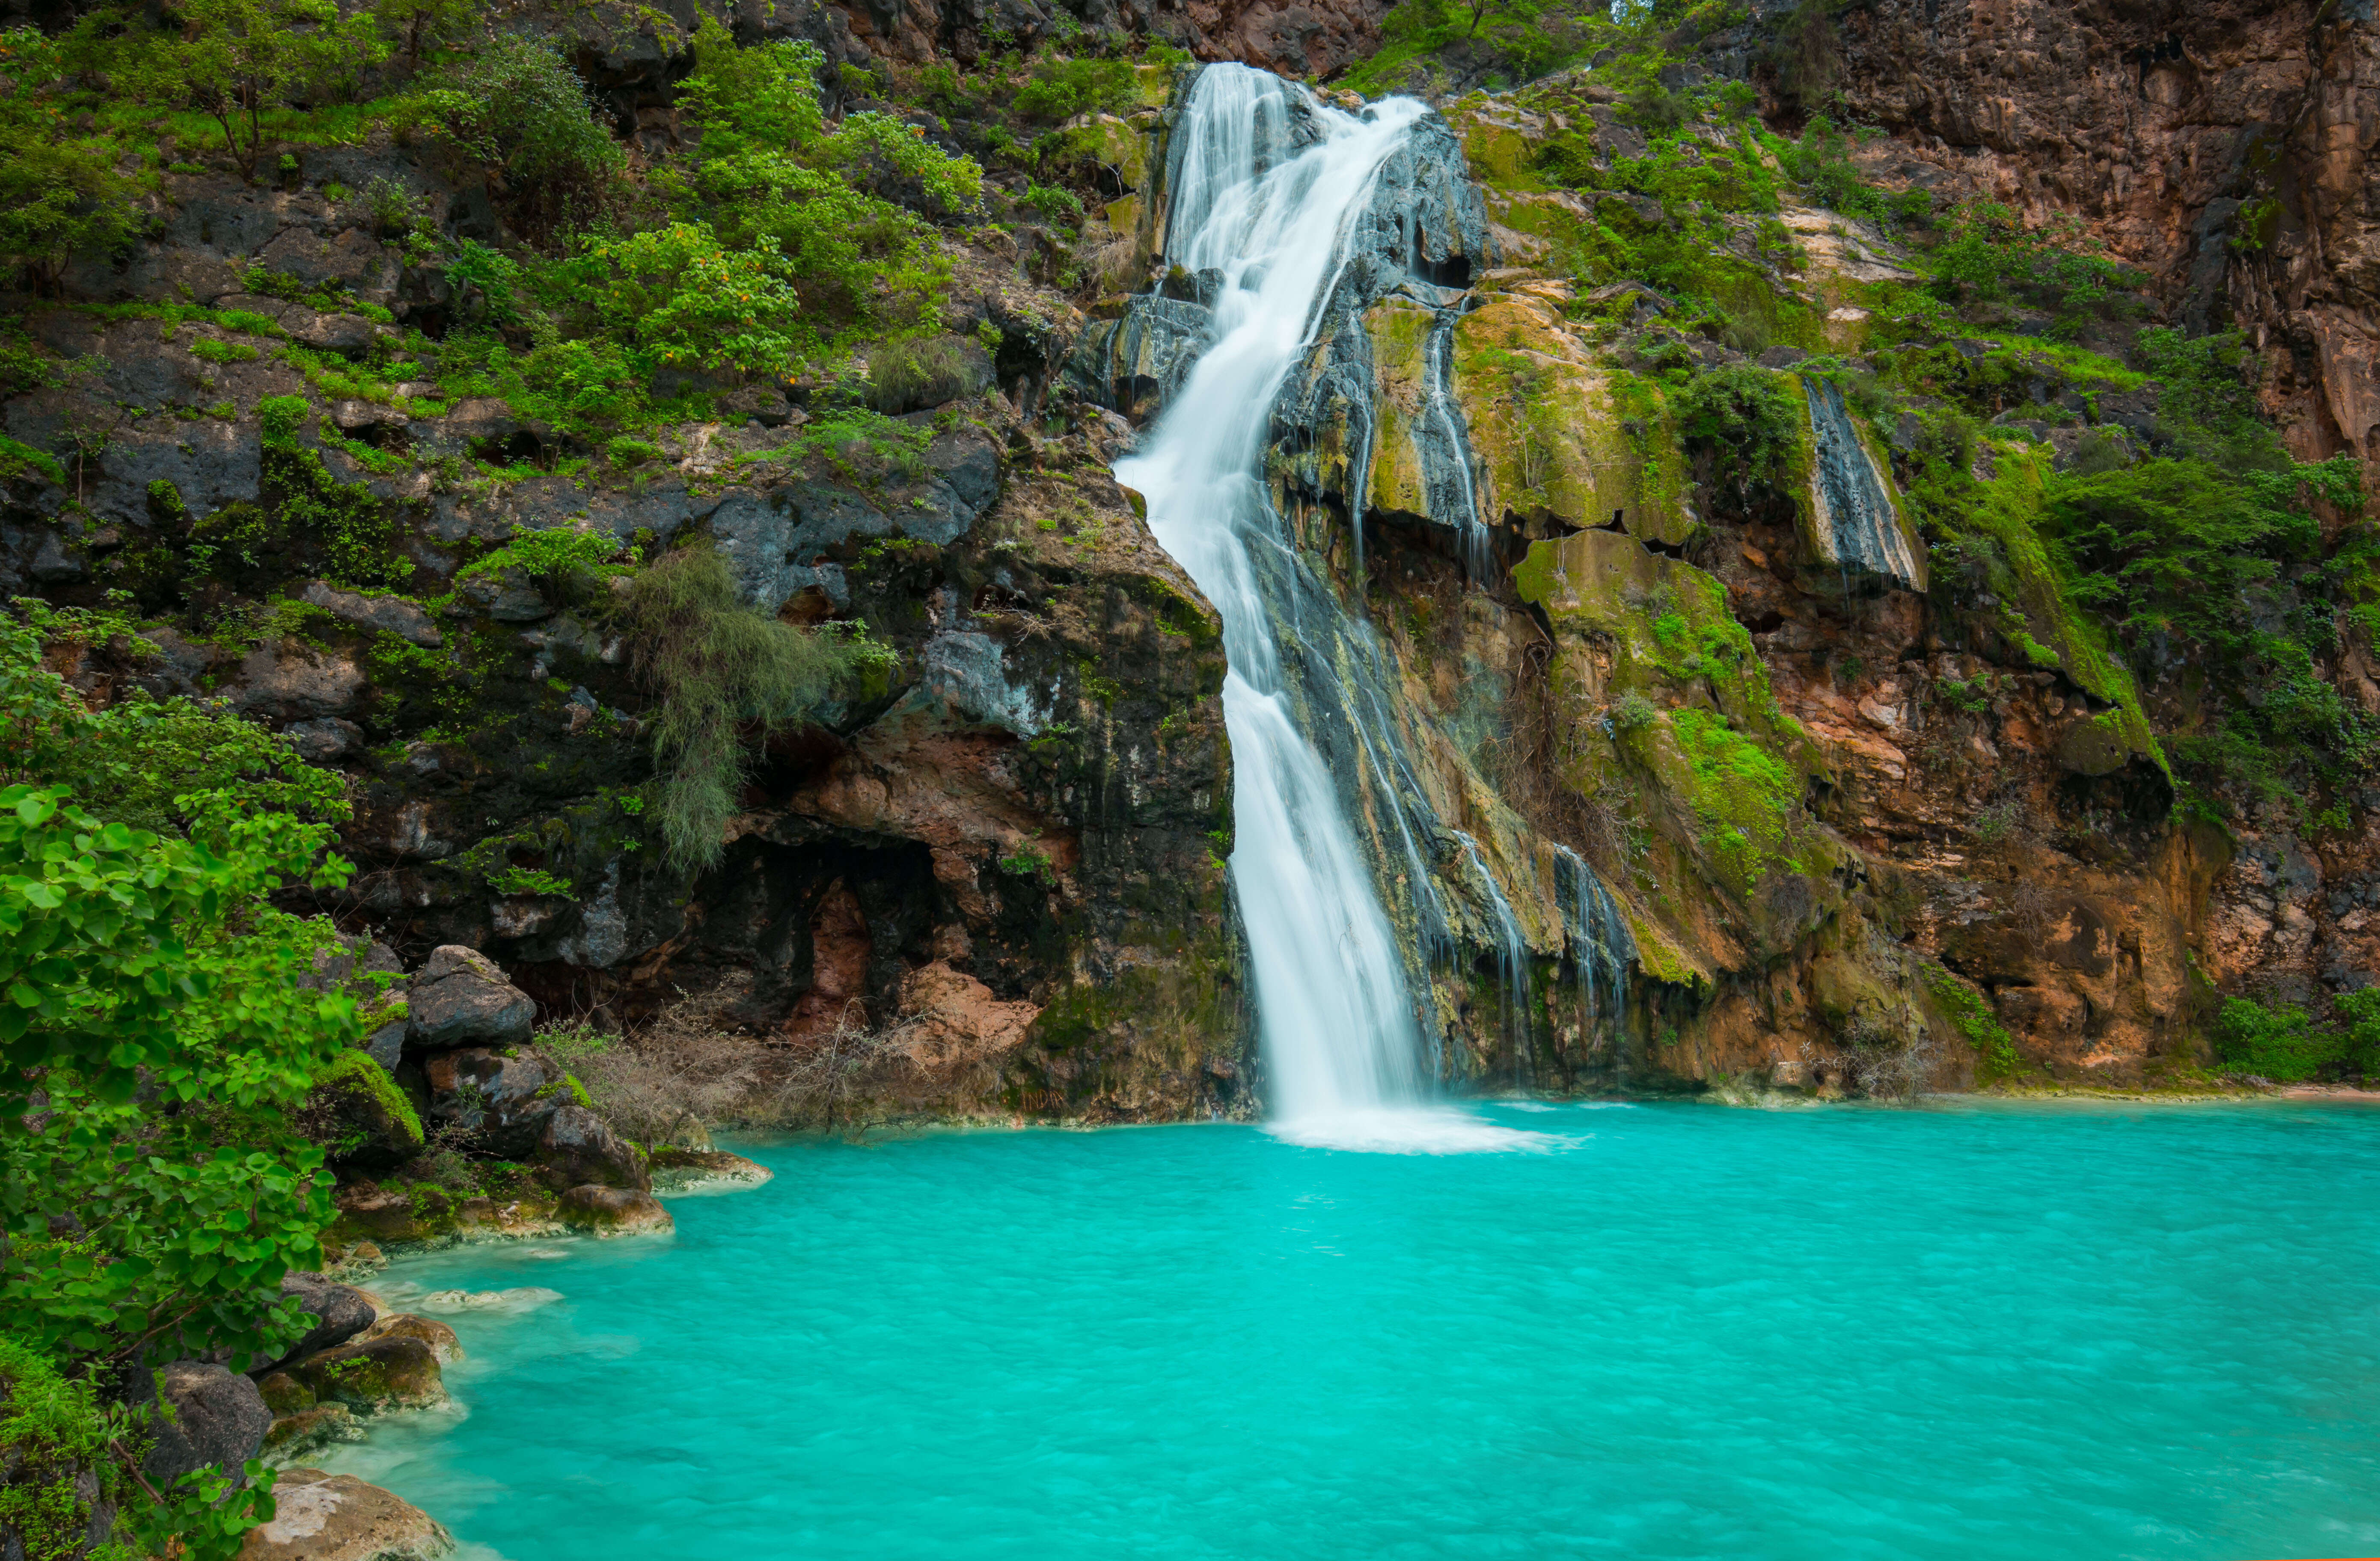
1920, 959, 2025, 1083
1361, 298, 1438, 520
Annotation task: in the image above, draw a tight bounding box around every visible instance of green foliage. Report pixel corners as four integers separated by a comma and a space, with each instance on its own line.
865, 334, 991, 414
0, 30, 138, 291
1674, 365, 1798, 482
609, 544, 865, 870
1667, 706, 1801, 887
1020, 180, 1084, 227
588, 222, 812, 376
1927, 200, 2143, 332
188, 337, 261, 365
456, 522, 623, 591
403, 35, 623, 238
0, 608, 357, 1403
487, 864, 575, 898
116, 0, 385, 181
0, 434, 65, 488
2210, 995, 2363, 1083
607, 436, 662, 468
1921, 961, 2021, 1082
1013, 56, 1135, 122
680, 21, 826, 158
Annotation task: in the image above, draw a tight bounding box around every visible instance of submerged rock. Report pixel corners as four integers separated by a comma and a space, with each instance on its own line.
236, 1467, 455, 1561
354, 1313, 464, 1365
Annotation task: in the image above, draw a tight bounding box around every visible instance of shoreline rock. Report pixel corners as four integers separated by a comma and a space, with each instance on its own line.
237, 1468, 455, 1561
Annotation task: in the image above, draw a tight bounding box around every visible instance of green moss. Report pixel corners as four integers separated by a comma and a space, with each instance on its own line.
0, 435, 67, 489
311, 1049, 425, 1155
0, 1336, 135, 1561
1914, 447, 2167, 778
1921, 961, 2022, 1083
1665, 708, 1800, 888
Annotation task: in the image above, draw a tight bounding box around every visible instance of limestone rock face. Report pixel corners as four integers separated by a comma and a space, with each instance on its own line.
236, 1468, 456, 1561
405, 947, 537, 1050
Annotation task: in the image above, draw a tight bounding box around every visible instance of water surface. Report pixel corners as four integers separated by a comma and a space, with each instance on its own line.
325, 1100, 2380, 1560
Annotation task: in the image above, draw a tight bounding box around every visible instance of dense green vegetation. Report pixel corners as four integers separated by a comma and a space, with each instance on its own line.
0, 608, 366, 1557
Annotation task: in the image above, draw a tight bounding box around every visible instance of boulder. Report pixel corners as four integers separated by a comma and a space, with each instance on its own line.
264, 1273, 378, 1370
283, 716, 365, 761
423, 1047, 560, 1157
355, 1314, 462, 1364
236, 1467, 455, 1561
405, 946, 535, 1049
136, 1361, 273, 1489
299, 581, 442, 647
532, 1103, 648, 1192
297, 1052, 425, 1172
556, 1184, 673, 1235
272, 1334, 445, 1413
229, 642, 365, 722
648, 1147, 774, 1193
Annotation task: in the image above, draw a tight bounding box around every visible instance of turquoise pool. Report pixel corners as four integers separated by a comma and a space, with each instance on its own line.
321, 1100, 2380, 1560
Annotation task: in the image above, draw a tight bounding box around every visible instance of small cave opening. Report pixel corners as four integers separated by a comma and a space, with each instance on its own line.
1413, 254, 1472, 289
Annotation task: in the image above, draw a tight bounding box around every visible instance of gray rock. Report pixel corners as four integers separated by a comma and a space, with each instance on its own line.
457, 564, 549, 622
265, 1273, 378, 1371
229, 643, 365, 721
87, 422, 261, 528
253, 226, 401, 306
283, 716, 365, 761
300, 580, 442, 646
135, 1360, 272, 1488
281, 307, 380, 352
533, 1104, 649, 1192
406, 946, 536, 1050
362, 1019, 409, 1072
422, 1046, 557, 1156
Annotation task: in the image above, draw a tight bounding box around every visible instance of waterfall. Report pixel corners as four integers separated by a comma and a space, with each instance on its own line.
1115, 66, 1529, 1153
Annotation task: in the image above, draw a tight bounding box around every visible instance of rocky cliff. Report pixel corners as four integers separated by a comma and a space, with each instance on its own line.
3, 0, 2374, 1143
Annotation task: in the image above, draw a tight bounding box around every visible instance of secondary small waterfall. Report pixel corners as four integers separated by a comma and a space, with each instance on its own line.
1117, 67, 1524, 1152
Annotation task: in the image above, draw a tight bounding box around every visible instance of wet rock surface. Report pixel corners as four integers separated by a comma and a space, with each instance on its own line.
236, 1467, 456, 1561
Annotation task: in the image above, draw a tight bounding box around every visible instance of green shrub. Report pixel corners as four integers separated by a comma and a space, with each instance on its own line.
0, 30, 137, 292
588, 222, 811, 376
1020, 180, 1084, 227
403, 35, 624, 239
609, 544, 864, 870
607, 436, 663, 468
2212, 997, 2347, 1082
1674, 365, 1799, 483
865, 334, 991, 414
1013, 56, 1135, 122
189, 337, 261, 364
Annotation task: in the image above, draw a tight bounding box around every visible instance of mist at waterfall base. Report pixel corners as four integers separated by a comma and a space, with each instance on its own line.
326, 1102, 2380, 1561
1112, 68, 1526, 1154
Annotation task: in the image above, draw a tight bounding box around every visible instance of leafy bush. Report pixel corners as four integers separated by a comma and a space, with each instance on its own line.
1021, 180, 1085, 226
404, 35, 623, 239
609, 544, 865, 869
1927, 199, 2142, 326
118, 0, 384, 181
0, 30, 137, 290
2213, 997, 2347, 1082
1013, 56, 1135, 122
588, 223, 811, 376
1674, 365, 1800, 483
0, 609, 357, 1557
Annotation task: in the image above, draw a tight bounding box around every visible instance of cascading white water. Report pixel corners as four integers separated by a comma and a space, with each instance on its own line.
1116, 65, 1531, 1154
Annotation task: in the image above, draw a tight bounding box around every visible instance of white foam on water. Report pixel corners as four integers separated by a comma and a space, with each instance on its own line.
1266, 1107, 1556, 1155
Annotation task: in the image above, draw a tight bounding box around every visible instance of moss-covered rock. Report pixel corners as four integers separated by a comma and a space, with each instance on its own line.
296, 1050, 424, 1172
279, 1335, 445, 1413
